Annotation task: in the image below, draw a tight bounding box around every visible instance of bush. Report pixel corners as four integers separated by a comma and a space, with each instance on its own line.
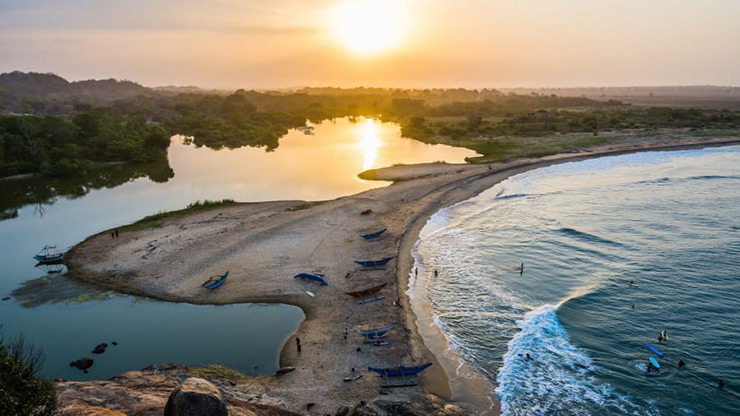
0, 331, 56, 416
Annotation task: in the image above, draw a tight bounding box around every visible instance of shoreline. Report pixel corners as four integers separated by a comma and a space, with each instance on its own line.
62, 136, 740, 414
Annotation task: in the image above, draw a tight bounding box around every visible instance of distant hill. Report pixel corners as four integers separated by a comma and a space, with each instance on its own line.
0, 71, 151, 114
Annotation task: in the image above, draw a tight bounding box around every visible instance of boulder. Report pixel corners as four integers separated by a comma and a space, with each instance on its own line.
164, 377, 228, 416
374, 400, 415, 416
92, 343, 108, 354
70, 357, 94, 373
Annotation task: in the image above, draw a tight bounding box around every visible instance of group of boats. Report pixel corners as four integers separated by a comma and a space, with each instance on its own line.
196, 227, 432, 379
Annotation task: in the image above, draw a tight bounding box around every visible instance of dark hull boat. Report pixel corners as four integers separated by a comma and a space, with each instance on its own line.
33, 245, 65, 264
345, 282, 388, 298
368, 362, 432, 377
358, 325, 393, 339
361, 228, 387, 240
294, 273, 328, 286
202, 271, 229, 290
354, 257, 394, 267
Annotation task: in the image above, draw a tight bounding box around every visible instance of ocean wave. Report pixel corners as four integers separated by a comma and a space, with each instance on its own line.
496, 305, 647, 416
557, 227, 625, 247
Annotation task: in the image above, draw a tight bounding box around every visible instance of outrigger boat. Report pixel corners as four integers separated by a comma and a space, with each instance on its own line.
33, 245, 65, 264
354, 257, 394, 267
367, 362, 432, 377
358, 325, 393, 339
360, 228, 387, 240
202, 271, 229, 290
294, 273, 328, 286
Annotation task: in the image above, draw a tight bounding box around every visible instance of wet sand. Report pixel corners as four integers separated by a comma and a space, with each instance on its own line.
64, 136, 740, 414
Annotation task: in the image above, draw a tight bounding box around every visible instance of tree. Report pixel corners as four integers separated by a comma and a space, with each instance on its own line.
0, 330, 56, 416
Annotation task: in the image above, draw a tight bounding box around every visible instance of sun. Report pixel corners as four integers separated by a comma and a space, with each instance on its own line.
328, 0, 408, 55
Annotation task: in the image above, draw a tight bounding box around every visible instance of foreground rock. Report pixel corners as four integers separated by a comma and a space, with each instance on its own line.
164, 377, 227, 416
55, 364, 300, 416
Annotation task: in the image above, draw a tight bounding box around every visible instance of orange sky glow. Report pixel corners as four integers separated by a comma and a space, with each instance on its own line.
1, 0, 739, 89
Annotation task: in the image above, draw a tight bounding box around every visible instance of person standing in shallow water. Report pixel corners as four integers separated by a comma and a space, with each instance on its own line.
296, 337, 301, 353
520, 262, 524, 276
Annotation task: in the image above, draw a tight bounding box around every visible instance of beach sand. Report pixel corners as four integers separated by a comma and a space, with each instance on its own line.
64, 136, 740, 415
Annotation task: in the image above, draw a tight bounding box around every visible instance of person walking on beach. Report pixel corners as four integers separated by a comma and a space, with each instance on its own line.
343, 328, 348, 342
434, 269, 438, 277
296, 337, 301, 353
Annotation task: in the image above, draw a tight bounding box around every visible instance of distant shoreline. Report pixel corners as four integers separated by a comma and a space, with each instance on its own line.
62, 136, 740, 415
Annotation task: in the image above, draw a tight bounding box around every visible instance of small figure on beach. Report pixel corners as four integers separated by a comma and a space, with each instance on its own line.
343, 328, 348, 342
111, 231, 115, 238
115, 229, 119, 237
345, 272, 351, 279
520, 263, 524, 276
296, 337, 301, 353
678, 359, 685, 368
434, 269, 438, 277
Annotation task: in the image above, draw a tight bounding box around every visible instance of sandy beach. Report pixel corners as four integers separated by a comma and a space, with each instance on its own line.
64, 136, 740, 415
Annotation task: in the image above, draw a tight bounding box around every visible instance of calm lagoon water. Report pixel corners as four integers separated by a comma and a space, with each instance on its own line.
0, 117, 477, 380
412, 145, 740, 415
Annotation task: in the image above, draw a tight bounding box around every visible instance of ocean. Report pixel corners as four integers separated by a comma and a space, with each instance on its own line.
412, 145, 740, 415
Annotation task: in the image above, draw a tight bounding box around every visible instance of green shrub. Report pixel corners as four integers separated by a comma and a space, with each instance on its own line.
0, 331, 56, 416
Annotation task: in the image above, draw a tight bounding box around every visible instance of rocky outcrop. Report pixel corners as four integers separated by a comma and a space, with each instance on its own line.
164, 377, 227, 416
55, 364, 300, 416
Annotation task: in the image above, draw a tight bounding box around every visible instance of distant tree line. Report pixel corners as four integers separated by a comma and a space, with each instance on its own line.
2, 71, 739, 178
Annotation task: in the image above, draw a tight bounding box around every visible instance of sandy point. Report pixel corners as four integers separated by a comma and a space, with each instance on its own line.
64, 136, 740, 415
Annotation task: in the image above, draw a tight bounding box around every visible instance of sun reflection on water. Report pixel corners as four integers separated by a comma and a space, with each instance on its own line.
358, 118, 382, 170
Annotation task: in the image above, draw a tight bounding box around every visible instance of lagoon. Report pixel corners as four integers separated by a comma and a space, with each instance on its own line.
0, 117, 477, 380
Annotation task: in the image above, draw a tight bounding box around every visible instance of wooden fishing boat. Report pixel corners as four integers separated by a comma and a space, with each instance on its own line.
367, 362, 432, 377
33, 245, 65, 264
358, 325, 393, 339
345, 282, 388, 298
202, 271, 229, 290
361, 228, 387, 240
294, 273, 328, 286
354, 257, 394, 267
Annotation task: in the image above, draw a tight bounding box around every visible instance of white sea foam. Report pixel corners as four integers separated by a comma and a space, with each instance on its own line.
495, 305, 647, 416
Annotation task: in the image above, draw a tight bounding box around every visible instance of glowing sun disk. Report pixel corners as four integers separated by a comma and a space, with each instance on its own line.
329, 0, 406, 55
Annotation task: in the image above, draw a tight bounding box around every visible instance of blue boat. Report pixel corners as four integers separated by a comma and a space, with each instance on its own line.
202, 271, 229, 290
361, 228, 387, 240
368, 362, 432, 377
358, 325, 393, 339
33, 245, 65, 264
294, 273, 328, 286
646, 344, 664, 357
354, 257, 394, 267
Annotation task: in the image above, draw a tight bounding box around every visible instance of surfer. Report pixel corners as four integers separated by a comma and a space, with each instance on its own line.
434, 269, 438, 277
646, 361, 656, 372
718, 379, 724, 389
658, 333, 664, 342
520, 262, 525, 276
678, 359, 685, 368
661, 330, 668, 340
525, 353, 533, 361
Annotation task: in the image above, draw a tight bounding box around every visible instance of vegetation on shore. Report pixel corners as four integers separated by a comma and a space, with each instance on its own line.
121, 199, 237, 232
2, 71, 739, 179
0, 330, 57, 415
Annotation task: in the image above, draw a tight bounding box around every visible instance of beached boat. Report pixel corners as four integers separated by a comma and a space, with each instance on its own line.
354, 257, 394, 267
294, 272, 328, 286
202, 271, 229, 289
361, 228, 387, 240
345, 282, 388, 298
358, 325, 393, 339
367, 362, 432, 377
33, 245, 65, 264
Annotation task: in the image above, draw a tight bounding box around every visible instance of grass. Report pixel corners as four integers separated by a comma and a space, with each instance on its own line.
120, 199, 237, 232
189, 364, 249, 381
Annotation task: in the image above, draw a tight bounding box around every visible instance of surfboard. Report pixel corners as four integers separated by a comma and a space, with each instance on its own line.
647, 344, 664, 357
649, 357, 661, 369
306, 291, 315, 297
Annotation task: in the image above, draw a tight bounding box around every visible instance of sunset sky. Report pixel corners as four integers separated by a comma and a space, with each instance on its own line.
2, 0, 739, 89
